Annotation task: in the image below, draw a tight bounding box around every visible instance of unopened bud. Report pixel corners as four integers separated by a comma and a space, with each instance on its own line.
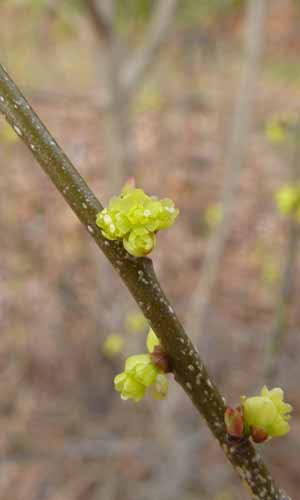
251, 427, 269, 443
150, 345, 173, 373
224, 407, 244, 438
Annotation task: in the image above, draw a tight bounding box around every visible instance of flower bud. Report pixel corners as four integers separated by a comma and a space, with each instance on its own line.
150, 346, 172, 373
251, 427, 269, 443
224, 407, 244, 438
242, 386, 292, 438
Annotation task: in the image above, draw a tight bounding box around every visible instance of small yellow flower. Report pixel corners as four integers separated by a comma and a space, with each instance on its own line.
204, 204, 223, 231
266, 118, 286, 144
125, 311, 148, 333
242, 386, 292, 437
266, 114, 300, 145
103, 334, 124, 356
114, 329, 169, 403
276, 184, 300, 219
114, 372, 146, 402
125, 354, 158, 387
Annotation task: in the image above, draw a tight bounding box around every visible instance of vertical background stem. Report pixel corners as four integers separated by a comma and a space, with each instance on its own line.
187, 0, 268, 343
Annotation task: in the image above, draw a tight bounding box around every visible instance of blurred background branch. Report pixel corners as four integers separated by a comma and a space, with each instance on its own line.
265, 126, 300, 385
122, 0, 178, 97
86, 0, 178, 191
187, 0, 268, 344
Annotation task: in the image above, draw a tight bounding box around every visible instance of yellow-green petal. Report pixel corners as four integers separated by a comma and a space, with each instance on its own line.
123, 228, 155, 257
96, 184, 179, 258
146, 328, 160, 353
114, 372, 127, 392
268, 414, 290, 437
149, 373, 169, 400
243, 385, 292, 438
243, 396, 277, 431
114, 371, 146, 402
135, 363, 158, 387
125, 353, 150, 372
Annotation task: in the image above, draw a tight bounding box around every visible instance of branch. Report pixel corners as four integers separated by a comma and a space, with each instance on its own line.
121, 0, 178, 97
187, 0, 268, 341
0, 64, 291, 500
85, 0, 114, 45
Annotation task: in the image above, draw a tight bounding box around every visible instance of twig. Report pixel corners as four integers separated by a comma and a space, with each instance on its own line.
0, 64, 291, 500
85, 0, 113, 45
86, 0, 133, 189
121, 0, 178, 98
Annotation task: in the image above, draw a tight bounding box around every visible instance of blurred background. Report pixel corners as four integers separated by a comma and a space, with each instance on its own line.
1, 0, 300, 498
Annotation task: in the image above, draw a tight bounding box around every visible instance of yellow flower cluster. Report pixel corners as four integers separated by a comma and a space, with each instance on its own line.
242, 386, 292, 438
266, 114, 300, 145
225, 386, 292, 443
96, 181, 179, 257
276, 184, 300, 221
114, 329, 169, 402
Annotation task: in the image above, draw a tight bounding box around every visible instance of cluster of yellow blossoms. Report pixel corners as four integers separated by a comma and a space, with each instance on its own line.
98, 183, 293, 444
114, 329, 169, 402
96, 181, 179, 257
225, 386, 292, 442
276, 184, 300, 221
